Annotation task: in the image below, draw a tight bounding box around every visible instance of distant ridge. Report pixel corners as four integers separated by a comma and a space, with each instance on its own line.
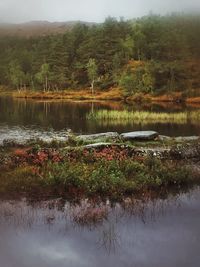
0, 20, 96, 37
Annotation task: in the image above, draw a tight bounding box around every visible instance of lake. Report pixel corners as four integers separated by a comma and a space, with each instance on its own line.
1, 96, 200, 144
0, 188, 200, 267
1, 96, 200, 267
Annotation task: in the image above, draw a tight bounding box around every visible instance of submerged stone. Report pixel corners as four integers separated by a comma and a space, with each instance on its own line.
120, 131, 159, 141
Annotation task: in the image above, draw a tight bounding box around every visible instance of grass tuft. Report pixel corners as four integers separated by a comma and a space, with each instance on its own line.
87, 109, 200, 125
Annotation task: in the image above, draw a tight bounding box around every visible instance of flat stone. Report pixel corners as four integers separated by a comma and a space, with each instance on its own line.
120, 131, 159, 141
84, 142, 113, 149
83, 142, 133, 149
77, 132, 119, 141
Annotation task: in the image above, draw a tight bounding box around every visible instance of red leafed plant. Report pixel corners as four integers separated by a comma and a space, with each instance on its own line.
93, 147, 129, 161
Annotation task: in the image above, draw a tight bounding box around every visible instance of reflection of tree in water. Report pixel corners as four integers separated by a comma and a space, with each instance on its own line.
0, 189, 195, 254
1, 96, 200, 135
43, 101, 50, 117
0, 199, 69, 230
0, 193, 185, 225
119, 195, 182, 224
97, 222, 121, 254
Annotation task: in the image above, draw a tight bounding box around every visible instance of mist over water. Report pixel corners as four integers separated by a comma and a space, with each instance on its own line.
1, 1, 200, 266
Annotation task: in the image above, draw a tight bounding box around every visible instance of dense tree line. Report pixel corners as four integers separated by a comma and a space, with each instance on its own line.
0, 14, 200, 95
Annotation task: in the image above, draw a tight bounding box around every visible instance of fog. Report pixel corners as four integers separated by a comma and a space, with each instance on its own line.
0, 0, 200, 23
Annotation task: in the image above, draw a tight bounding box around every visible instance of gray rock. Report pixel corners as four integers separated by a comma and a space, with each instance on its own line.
135, 147, 171, 158
77, 132, 119, 141
84, 142, 134, 149
158, 135, 172, 141
84, 142, 113, 149
170, 144, 200, 159
120, 131, 159, 141
174, 136, 200, 142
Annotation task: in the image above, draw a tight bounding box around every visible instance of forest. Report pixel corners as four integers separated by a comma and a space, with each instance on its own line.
0, 14, 200, 97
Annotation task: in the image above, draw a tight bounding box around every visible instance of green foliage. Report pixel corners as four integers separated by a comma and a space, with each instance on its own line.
119, 72, 136, 97
35, 63, 51, 91
149, 61, 188, 94
0, 166, 41, 194
0, 14, 199, 93
88, 161, 125, 194
46, 161, 85, 187
39, 157, 193, 197
0, 148, 195, 198
120, 64, 155, 96
8, 61, 25, 90
120, 59, 189, 96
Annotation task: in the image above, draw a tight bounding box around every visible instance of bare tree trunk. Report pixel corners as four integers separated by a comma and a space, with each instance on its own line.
91, 80, 94, 95
138, 49, 141, 61
17, 84, 21, 93
20, 81, 23, 91
91, 102, 94, 114
45, 75, 48, 92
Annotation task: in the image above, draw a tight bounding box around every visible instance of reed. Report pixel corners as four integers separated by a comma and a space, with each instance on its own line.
87, 110, 200, 125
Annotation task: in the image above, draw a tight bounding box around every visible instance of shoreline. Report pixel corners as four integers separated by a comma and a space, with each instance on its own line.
1, 88, 200, 104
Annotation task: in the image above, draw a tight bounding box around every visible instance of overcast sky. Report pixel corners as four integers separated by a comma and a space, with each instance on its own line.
0, 0, 200, 23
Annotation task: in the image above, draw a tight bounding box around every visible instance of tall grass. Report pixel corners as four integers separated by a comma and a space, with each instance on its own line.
87, 110, 200, 125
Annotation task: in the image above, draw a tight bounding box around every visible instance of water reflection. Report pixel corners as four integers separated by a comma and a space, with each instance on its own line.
0, 188, 200, 267
1, 97, 200, 139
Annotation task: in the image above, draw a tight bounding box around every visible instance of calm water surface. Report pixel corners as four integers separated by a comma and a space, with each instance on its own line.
0, 188, 200, 267
1, 97, 200, 144
1, 96, 200, 266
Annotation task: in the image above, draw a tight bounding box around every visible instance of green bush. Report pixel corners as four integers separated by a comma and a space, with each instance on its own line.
1, 154, 194, 198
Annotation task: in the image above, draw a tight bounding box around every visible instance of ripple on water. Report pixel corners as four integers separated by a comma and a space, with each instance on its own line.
0, 125, 69, 145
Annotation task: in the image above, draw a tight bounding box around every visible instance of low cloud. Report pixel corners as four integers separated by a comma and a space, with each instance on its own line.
0, 0, 199, 23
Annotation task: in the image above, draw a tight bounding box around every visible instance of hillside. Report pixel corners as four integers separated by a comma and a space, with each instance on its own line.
0, 21, 95, 37
0, 15, 199, 99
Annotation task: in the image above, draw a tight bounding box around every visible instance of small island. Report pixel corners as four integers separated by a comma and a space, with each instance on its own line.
1, 130, 200, 201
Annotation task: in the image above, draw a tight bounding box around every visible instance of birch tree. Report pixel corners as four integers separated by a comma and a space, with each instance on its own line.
86, 58, 98, 95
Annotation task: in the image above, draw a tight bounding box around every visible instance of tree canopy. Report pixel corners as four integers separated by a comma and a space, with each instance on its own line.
0, 14, 200, 95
